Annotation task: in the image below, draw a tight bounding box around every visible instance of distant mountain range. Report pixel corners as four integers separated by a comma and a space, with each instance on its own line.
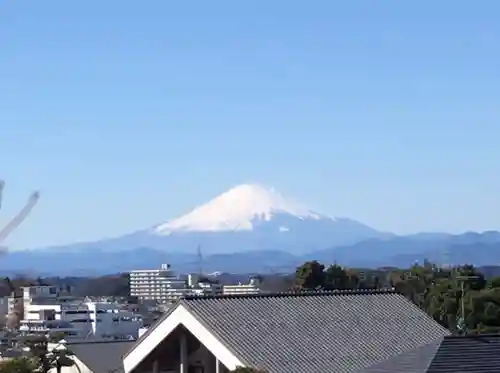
38, 184, 386, 255
2, 184, 500, 276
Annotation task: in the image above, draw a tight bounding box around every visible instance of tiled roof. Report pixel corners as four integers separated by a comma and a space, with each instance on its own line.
69, 340, 135, 373
426, 334, 500, 373
364, 334, 500, 373
355, 338, 443, 373
177, 290, 450, 373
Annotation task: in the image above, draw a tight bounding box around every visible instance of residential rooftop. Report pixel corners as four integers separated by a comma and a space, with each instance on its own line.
125, 289, 450, 373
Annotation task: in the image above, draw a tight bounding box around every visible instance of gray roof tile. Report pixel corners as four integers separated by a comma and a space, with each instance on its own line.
358, 334, 500, 373
179, 290, 450, 373
426, 334, 500, 373
69, 340, 135, 373
355, 338, 443, 373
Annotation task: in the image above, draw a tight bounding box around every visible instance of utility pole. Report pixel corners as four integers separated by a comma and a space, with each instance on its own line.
455, 274, 479, 334
197, 244, 203, 277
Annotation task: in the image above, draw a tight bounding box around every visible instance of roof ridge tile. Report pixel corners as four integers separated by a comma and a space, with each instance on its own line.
182, 287, 397, 301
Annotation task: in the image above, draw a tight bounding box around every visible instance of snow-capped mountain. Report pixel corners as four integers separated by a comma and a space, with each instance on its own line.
6, 183, 500, 275
153, 184, 324, 235
36, 183, 385, 256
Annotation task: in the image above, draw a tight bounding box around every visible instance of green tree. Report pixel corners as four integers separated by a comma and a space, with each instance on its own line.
391, 263, 499, 334
21, 335, 80, 373
487, 276, 500, 289
456, 264, 486, 291
0, 358, 36, 373
465, 288, 500, 333
425, 277, 462, 330
392, 264, 435, 309
293, 261, 325, 290
292, 260, 500, 334
324, 264, 352, 290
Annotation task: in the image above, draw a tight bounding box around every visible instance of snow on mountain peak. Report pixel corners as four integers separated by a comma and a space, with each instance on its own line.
153, 183, 325, 235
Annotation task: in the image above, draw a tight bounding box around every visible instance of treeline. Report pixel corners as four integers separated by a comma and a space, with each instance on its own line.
0, 274, 130, 297
292, 260, 500, 334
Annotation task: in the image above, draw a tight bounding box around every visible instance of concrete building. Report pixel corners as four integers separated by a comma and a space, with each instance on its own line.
130, 264, 188, 303
129, 265, 222, 304
22, 284, 59, 306
222, 276, 262, 295
19, 286, 142, 339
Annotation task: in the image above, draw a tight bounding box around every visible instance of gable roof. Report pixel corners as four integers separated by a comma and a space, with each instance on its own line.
426, 334, 500, 373
125, 290, 450, 373
69, 340, 135, 373
184, 290, 450, 372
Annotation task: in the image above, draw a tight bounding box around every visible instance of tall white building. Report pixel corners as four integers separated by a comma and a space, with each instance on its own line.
129, 264, 190, 303
129, 264, 222, 303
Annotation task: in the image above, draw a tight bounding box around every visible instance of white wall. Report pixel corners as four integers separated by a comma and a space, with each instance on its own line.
23, 301, 142, 339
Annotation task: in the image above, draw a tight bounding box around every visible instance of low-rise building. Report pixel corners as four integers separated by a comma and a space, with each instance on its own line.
18, 286, 142, 340
222, 276, 262, 295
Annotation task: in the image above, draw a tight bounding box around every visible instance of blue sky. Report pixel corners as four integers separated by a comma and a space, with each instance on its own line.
1, 1, 499, 249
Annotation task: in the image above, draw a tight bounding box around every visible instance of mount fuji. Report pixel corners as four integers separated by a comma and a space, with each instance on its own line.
37, 183, 386, 256
3, 183, 500, 275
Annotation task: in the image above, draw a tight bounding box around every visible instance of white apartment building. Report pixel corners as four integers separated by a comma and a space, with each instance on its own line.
130, 264, 223, 303
19, 286, 142, 340
130, 264, 189, 303
222, 276, 262, 295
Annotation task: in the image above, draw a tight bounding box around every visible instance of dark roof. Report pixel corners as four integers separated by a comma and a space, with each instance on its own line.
426, 334, 500, 373
355, 338, 444, 373
354, 334, 500, 373
127, 290, 450, 373
69, 340, 135, 373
